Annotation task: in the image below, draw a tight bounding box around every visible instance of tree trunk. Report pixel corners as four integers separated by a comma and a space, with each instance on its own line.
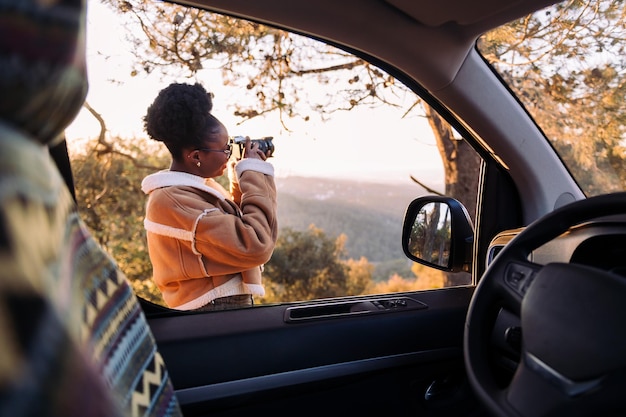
424, 104, 480, 286
424, 104, 480, 220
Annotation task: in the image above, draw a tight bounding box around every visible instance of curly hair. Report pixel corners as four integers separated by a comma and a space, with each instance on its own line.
143, 82, 222, 160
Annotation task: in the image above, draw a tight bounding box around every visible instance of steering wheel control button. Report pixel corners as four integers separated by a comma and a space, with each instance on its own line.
504, 263, 536, 295
505, 326, 522, 352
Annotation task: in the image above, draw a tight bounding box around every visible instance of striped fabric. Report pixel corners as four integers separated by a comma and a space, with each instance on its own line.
0, 128, 183, 416
0, 289, 122, 417
0, 1, 183, 416
66, 212, 182, 417
0, 121, 126, 417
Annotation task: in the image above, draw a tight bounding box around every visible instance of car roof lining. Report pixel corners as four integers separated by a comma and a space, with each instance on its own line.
384, 0, 524, 27
383, 0, 560, 32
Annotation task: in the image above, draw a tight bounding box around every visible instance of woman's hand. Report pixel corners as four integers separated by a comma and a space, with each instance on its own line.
243, 137, 267, 161
227, 159, 238, 184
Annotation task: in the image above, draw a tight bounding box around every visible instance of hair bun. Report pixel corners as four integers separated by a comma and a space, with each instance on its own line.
205, 90, 214, 113
144, 82, 221, 155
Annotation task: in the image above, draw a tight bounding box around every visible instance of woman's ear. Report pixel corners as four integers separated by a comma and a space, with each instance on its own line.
187, 149, 200, 162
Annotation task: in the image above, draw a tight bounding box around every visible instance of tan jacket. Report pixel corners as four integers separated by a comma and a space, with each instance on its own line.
141, 159, 278, 309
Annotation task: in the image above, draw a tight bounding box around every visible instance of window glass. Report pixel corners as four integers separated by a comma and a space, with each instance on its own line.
66, 0, 479, 307
478, 0, 626, 197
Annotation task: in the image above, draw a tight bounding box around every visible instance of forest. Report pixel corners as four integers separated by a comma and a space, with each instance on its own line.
71, 0, 626, 306
71, 140, 450, 306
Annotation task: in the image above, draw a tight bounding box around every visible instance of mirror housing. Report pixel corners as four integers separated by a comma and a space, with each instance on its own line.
402, 195, 474, 272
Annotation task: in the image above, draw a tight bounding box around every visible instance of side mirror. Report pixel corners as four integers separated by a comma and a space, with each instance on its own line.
402, 196, 474, 272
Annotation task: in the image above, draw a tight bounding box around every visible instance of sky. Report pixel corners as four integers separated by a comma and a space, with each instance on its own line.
65, 2, 444, 187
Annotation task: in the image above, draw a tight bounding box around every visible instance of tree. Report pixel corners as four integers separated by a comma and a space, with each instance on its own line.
73, 130, 383, 304
478, 0, 626, 195
424, 107, 480, 218
261, 226, 352, 302
98, 0, 481, 216
103, 0, 626, 202
70, 104, 233, 305
71, 133, 167, 304
368, 269, 446, 294
87, 0, 626, 297
344, 256, 375, 295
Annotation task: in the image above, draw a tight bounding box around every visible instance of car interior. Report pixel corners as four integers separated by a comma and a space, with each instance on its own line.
1, 0, 625, 416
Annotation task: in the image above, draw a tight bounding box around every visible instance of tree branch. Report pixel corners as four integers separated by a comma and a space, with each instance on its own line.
409, 175, 443, 196
83, 101, 163, 170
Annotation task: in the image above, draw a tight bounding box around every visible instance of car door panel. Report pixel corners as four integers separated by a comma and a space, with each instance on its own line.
144, 286, 484, 416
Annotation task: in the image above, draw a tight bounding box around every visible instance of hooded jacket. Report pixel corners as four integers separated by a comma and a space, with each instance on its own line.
141, 159, 278, 309
0, 0, 182, 415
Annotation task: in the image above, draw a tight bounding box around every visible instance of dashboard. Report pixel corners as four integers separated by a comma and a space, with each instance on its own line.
484, 218, 626, 383
487, 219, 626, 275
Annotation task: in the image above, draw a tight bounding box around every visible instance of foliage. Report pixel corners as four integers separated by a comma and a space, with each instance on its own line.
408, 202, 451, 265
478, 0, 626, 195
372, 258, 414, 282
409, 263, 447, 289
70, 135, 169, 305
74, 0, 626, 306
261, 226, 352, 302
71, 134, 457, 307
97, 0, 484, 222
277, 191, 404, 263
366, 267, 445, 294
102, 0, 626, 198
261, 226, 446, 304
344, 256, 376, 295
100, 0, 403, 128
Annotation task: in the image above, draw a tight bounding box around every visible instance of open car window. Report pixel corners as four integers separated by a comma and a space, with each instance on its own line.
66, 0, 480, 308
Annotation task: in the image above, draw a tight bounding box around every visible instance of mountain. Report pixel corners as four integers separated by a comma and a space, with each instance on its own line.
275, 176, 426, 278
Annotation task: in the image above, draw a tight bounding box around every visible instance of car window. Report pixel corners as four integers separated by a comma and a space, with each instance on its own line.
477, 0, 626, 197
66, 0, 478, 308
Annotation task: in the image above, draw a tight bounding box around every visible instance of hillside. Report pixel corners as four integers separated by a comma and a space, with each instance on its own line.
275, 176, 426, 279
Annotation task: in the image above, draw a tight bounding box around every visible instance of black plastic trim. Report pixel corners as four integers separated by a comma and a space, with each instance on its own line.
283, 296, 427, 323
176, 348, 460, 406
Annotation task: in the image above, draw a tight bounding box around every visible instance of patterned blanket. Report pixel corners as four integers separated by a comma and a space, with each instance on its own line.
0, 1, 182, 416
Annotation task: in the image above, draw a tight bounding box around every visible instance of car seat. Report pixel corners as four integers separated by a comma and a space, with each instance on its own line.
0, 1, 182, 416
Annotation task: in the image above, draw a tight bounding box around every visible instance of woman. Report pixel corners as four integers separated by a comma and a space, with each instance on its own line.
141, 82, 278, 311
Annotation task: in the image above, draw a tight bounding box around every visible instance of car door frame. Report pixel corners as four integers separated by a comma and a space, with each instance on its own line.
140, 158, 519, 417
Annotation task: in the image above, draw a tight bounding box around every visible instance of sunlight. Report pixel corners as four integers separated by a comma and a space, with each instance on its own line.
66, 2, 443, 186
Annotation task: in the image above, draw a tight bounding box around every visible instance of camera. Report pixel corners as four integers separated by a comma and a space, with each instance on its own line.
230, 136, 275, 159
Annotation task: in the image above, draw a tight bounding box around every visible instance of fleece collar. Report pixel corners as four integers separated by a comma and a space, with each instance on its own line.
141, 170, 226, 201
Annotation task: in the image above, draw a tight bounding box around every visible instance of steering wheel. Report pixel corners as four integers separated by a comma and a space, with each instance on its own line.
464, 192, 626, 417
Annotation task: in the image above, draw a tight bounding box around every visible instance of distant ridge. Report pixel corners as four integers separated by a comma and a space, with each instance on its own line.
275, 176, 426, 277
